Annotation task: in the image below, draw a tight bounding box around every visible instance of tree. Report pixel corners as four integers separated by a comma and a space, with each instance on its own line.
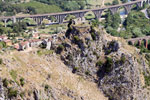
112, 0, 119, 5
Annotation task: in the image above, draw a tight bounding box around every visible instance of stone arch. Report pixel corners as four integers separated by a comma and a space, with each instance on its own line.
92, 9, 103, 19
109, 7, 120, 15
143, 39, 148, 48
118, 6, 128, 15
122, 4, 134, 14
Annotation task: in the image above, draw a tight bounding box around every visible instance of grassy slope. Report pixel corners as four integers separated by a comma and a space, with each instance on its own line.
0, 49, 108, 100
17, 1, 62, 14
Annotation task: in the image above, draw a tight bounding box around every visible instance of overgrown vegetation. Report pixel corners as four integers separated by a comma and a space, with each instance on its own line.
9, 70, 17, 82
105, 57, 113, 73
56, 44, 64, 54
8, 87, 18, 98
20, 77, 25, 87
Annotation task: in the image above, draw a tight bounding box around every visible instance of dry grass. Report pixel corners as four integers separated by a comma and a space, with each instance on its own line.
0, 50, 108, 100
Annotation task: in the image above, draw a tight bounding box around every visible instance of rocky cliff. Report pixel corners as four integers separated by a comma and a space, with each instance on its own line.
0, 25, 150, 100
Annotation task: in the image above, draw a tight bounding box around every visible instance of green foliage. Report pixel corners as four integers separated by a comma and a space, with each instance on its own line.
36, 0, 86, 11
10, 70, 17, 82
105, 57, 113, 73
17, 1, 62, 14
96, 60, 103, 67
85, 70, 90, 75
143, 72, 150, 87
57, 44, 64, 54
0, 42, 6, 49
20, 91, 25, 98
91, 19, 100, 27
120, 55, 126, 64
11, 22, 27, 33
91, 32, 96, 40
20, 77, 25, 87
8, 87, 18, 98
112, 0, 119, 5
2, 78, 9, 88
124, 11, 150, 38
37, 50, 54, 56
44, 84, 51, 91
74, 36, 80, 43
72, 67, 79, 73
0, 58, 2, 64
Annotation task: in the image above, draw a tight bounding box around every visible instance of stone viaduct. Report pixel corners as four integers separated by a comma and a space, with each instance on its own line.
0, 0, 149, 27
127, 36, 150, 48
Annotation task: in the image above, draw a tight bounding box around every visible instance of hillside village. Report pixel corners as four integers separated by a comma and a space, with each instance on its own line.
0, 32, 55, 51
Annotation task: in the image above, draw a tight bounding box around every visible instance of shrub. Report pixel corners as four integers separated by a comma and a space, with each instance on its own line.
96, 60, 103, 67
10, 70, 17, 82
8, 87, 18, 98
91, 32, 96, 40
20, 91, 25, 98
74, 36, 80, 43
57, 44, 64, 54
120, 55, 126, 64
105, 57, 113, 73
44, 84, 51, 91
20, 77, 25, 87
2, 78, 9, 88
72, 67, 79, 73
0, 58, 2, 64
85, 70, 90, 75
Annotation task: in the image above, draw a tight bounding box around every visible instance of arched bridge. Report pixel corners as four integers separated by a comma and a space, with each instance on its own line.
0, 0, 149, 26
127, 36, 150, 48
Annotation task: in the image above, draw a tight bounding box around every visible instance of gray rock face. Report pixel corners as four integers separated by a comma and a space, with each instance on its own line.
53, 26, 150, 100
0, 78, 4, 100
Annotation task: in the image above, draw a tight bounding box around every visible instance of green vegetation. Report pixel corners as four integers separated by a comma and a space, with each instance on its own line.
44, 84, 51, 91
17, 1, 62, 14
10, 70, 17, 82
72, 67, 79, 73
0, 58, 3, 64
36, 0, 86, 11
124, 11, 150, 38
20, 77, 25, 87
8, 87, 18, 98
56, 44, 64, 54
120, 55, 126, 64
2, 78, 9, 88
37, 50, 54, 56
105, 57, 113, 73
103, 12, 121, 36
96, 60, 103, 67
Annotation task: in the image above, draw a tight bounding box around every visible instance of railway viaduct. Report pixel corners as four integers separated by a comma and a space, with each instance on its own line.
127, 36, 150, 48
0, 0, 149, 27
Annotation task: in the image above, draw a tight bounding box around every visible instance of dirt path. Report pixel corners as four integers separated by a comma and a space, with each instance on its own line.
102, 0, 105, 7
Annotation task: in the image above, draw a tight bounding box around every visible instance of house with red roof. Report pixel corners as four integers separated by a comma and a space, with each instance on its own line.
0, 36, 8, 41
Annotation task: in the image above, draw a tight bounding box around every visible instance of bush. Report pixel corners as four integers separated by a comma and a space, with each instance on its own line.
85, 70, 90, 75
20, 77, 25, 87
91, 32, 96, 40
57, 44, 64, 54
120, 55, 126, 64
72, 67, 79, 73
96, 60, 103, 67
0, 58, 2, 64
44, 84, 51, 91
74, 36, 80, 43
105, 57, 113, 73
8, 87, 18, 98
2, 78, 9, 88
10, 70, 17, 82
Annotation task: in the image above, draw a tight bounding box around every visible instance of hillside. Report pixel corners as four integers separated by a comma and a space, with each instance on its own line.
0, 24, 150, 100
0, 48, 107, 100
